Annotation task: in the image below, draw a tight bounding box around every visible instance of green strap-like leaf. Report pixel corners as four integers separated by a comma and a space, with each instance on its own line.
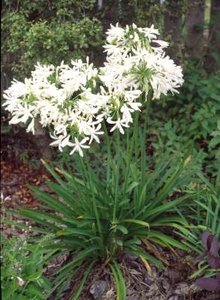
122, 219, 149, 228
72, 261, 96, 300
29, 186, 74, 218
147, 230, 189, 251
144, 195, 189, 220
128, 244, 164, 267
109, 260, 126, 300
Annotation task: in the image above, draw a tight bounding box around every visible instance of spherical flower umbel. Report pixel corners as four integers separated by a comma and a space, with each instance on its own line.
103, 23, 184, 99
3, 23, 184, 157
3, 58, 101, 156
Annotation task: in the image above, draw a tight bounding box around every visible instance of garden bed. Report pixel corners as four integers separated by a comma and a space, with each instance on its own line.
1, 137, 219, 300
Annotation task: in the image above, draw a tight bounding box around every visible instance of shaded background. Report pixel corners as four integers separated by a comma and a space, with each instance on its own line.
1, 0, 220, 85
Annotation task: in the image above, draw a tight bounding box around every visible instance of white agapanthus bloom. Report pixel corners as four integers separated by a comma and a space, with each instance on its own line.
69, 137, 90, 157
103, 23, 183, 99
3, 23, 183, 156
31, 63, 55, 82
3, 58, 102, 156
58, 58, 98, 99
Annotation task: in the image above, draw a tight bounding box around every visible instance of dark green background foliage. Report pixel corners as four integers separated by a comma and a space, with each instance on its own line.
2, 0, 219, 80
2, 0, 103, 81
149, 63, 220, 180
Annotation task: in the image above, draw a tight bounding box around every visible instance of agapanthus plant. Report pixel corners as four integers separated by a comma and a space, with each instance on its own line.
3, 23, 183, 157
3, 24, 191, 300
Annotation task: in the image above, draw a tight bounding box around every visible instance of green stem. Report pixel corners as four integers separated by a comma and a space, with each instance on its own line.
133, 111, 140, 209
141, 94, 150, 182
103, 122, 111, 183
113, 130, 121, 222
134, 111, 140, 167
123, 126, 133, 196
79, 155, 104, 255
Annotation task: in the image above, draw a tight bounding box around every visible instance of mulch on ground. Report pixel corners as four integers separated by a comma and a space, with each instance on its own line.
1, 159, 50, 209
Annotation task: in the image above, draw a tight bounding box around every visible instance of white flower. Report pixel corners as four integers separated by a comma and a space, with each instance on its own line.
69, 137, 90, 157
54, 124, 68, 135
31, 63, 55, 81
85, 123, 104, 144
76, 89, 108, 117
138, 24, 159, 41
26, 118, 35, 134
152, 39, 169, 52
9, 103, 35, 125
3, 79, 31, 101
38, 101, 61, 127
50, 133, 67, 152
149, 55, 184, 99
107, 117, 129, 134
120, 105, 133, 124
17, 277, 25, 287
106, 23, 125, 44
58, 58, 97, 97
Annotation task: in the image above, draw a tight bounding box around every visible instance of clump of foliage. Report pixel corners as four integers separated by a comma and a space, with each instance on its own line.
15, 153, 193, 299
1, 233, 53, 300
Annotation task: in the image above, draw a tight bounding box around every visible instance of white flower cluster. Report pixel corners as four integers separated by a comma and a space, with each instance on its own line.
103, 23, 183, 99
3, 23, 183, 157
